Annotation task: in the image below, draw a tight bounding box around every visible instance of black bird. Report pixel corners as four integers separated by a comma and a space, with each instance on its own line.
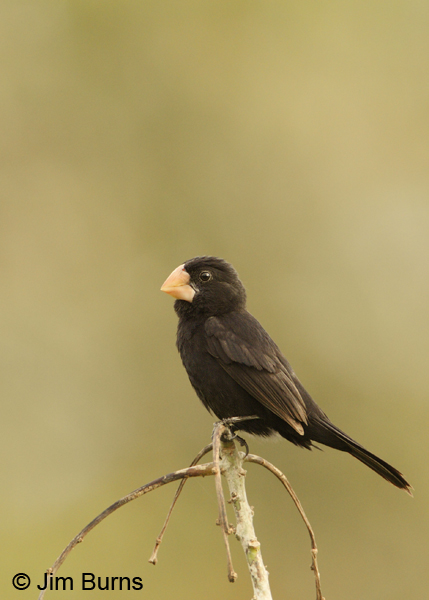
161, 256, 411, 494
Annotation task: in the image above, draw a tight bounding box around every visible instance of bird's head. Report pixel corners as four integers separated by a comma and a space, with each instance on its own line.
161, 256, 246, 316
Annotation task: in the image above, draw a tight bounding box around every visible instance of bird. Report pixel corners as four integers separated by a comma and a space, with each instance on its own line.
161, 256, 412, 494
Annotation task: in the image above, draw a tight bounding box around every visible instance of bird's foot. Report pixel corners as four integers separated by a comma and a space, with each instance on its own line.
212, 416, 258, 456
229, 433, 249, 457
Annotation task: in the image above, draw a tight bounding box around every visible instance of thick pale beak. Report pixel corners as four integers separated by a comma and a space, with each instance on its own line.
161, 264, 195, 302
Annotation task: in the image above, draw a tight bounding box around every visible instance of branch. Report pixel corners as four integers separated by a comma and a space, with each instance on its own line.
220, 434, 272, 600
245, 454, 325, 600
37, 461, 215, 600
212, 422, 237, 582
37, 423, 324, 600
149, 443, 213, 564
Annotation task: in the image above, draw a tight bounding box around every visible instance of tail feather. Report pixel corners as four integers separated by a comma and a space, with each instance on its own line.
310, 418, 413, 495
345, 439, 412, 494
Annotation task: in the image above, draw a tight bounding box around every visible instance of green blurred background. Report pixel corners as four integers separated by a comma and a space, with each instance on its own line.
1, 1, 427, 598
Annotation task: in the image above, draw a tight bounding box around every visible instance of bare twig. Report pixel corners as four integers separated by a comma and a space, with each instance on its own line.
37, 462, 215, 600
245, 454, 325, 600
221, 437, 272, 599
212, 422, 237, 582
212, 423, 230, 534
37, 422, 324, 600
149, 443, 213, 564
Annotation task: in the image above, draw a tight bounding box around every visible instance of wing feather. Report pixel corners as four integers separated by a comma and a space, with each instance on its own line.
205, 313, 308, 434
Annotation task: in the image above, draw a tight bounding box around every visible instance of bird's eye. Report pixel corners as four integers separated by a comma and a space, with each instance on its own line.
199, 271, 212, 283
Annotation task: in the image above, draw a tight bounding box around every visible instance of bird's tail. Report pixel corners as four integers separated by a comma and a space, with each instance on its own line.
309, 417, 413, 495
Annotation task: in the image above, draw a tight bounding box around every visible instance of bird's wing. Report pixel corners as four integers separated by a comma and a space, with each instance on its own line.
205, 312, 308, 434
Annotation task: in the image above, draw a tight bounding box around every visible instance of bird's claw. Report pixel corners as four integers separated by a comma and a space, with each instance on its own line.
212, 418, 251, 457
230, 433, 249, 457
